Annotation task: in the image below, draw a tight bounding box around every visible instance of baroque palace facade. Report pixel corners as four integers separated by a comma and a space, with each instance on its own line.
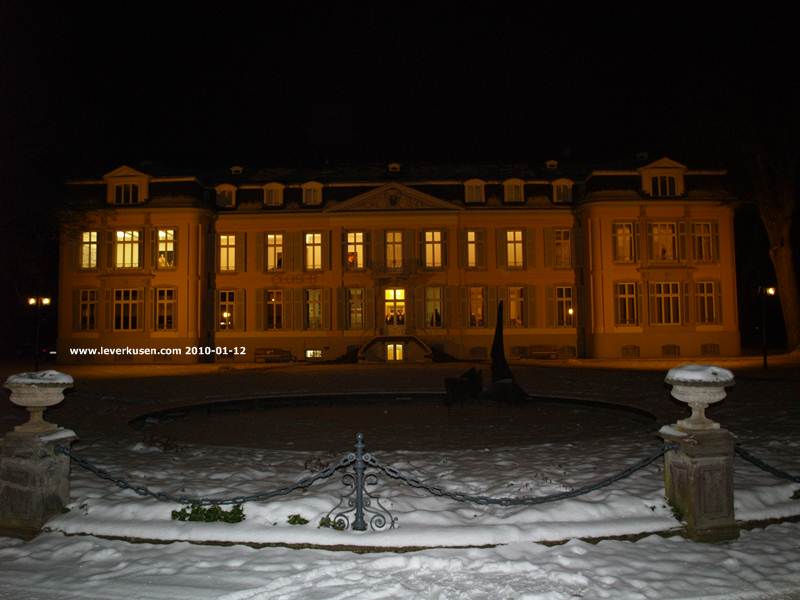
57, 157, 740, 363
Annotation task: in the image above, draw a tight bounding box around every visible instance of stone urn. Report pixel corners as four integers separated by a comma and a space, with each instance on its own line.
665, 364, 734, 431
3, 370, 74, 433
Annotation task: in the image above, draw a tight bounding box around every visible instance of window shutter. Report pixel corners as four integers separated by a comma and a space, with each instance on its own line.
373, 230, 385, 270
214, 234, 220, 273
363, 231, 371, 269
461, 286, 470, 327
236, 234, 246, 273
714, 280, 722, 323
458, 230, 467, 269
414, 286, 425, 330
213, 289, 220, 332
444, 285, 456, 328
496, 229, 507, 269
150, 229, 157, 269
525, 228, 536, 269
105, 231, 114, 270
364, 287, 375, 330
255, 288, 264, 330
525, 285, 536, 328
255, 233, 265, 272
322, 231, 331, 271
544, 228, 554, 267
502, 287, 511, 327
712, 222, 720, 261
633, 222, 641, 262
682, 282, 690, 324
611, 225, 619, 262
322, 288, 331, 329
148, 287, 155, 331
105, 289, 113, 331
646, 224, 654, 262
476, 229, 486, 269
678, 222, 687, 261
635, 282, 642, 326
404, 229, 415, 269
648, 282, 656, 325
545, 286, 555, 327
136, 230, 144, 269
487, 286, 498, 328
235, 288, 246, 331
419, 230, 426, 268
292, 232, 304, 272
172, 228, 179, 269
72, 289, 81, 331
340, 231, 348, 269
441, 230, 448, 268
613, 283, 620, 326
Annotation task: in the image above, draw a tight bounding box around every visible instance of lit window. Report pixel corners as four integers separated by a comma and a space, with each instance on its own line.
306, 289, 322, 329
466, 229, 484, 269
386, 343, 404, 361
555, 286, 574, 327
79, 232, 98, 269
696, 281, 719, 324
115, 230, 140, 269
346, 232, 365, 270
469, 287, 484, 327
154, 288, 176, 330
264, 290, 283, 330
113, 289, 141, 330
217, 290, 236, 330
114, 183, 140, 205
424, 230, 443, 268
507, 230, 524, 268
347, 288, 364, 329
649, 223, 678, 261
503, 179, 524, 203
156, 229, 176, 269
425, 286, 443, 328
508, 286, 524, 328
651, 175, 677, 197
305, 349, 323, 359
692, 222, 718, 262
386, 231, 403, 270
612, 222, 636, 263
650, 282, 681, 325
464, 179, 485, 203
302, 182, 323, 205
78, 289, 97, 330
219, 234, 236, 272
384, 288, 406, 326
614, 282, 639, 326
305, 233, 323, 270
266, 233, 283, 271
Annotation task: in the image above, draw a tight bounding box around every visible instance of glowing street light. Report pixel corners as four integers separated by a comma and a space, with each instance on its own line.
27, 296, 52, 371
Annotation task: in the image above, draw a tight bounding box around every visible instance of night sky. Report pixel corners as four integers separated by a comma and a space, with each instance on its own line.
0, 3, 796, 354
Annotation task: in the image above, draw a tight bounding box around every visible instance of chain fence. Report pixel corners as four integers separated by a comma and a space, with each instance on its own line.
735, 445, 800, 484
58, 433, 675, 531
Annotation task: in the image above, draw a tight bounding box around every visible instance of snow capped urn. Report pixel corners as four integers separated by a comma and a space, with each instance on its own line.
665, 364, 734, 431
3, 370, 74, 433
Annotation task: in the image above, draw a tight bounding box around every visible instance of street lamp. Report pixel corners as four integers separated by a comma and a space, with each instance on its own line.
760, 286, 776, 370
27, 296, 52, 372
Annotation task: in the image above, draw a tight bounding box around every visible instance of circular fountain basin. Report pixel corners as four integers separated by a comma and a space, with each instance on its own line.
131, 393, 656, 451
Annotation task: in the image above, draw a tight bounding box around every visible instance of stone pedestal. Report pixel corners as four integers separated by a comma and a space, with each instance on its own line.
0, 429, 76, 537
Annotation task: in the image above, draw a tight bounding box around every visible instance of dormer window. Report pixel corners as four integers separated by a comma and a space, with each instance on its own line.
230, 165, 244, 175
263, 183, 285, 207
215, 184, 237, 208
552, 178, 574, 203
651, 175, 677, 197
104, 166, 149, 205
503, 179, 525, 203
464, 179, 486, 203
302, 181, 323, 206
388, 162, 401, 173
545, 159, 559, 170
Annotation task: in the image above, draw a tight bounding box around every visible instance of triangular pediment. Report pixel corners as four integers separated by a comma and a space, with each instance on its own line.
326, 183, 458, 212
103, 165, 150, 180
639, 157, 687, 171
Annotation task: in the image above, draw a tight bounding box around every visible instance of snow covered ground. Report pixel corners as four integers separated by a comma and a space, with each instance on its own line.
1, 427, 799, 599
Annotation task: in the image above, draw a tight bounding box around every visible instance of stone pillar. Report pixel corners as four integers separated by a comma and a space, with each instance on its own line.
659, 365, 738, 543
1, 370, 76, 537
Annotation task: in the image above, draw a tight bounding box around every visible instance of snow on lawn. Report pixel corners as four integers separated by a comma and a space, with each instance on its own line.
3, 525, 800, 599
45, 431, 800, 548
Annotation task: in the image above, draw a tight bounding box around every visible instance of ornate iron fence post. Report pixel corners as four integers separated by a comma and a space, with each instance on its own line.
352, 432, 367, 531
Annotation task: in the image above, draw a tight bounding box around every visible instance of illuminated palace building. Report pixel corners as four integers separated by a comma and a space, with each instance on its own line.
58, 157, 740, 363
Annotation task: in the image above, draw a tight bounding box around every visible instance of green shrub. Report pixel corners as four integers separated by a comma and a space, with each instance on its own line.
287, 513, 309, 525
171, 503, 245, 523
318, 516, 346, 531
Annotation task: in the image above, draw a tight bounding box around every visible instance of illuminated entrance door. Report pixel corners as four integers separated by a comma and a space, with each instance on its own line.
384, 288, 406, 334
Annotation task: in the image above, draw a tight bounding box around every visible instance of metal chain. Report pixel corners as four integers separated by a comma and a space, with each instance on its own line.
735, 445, 800, 483
56, 445, 354, 506
367, 445, 673, 507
